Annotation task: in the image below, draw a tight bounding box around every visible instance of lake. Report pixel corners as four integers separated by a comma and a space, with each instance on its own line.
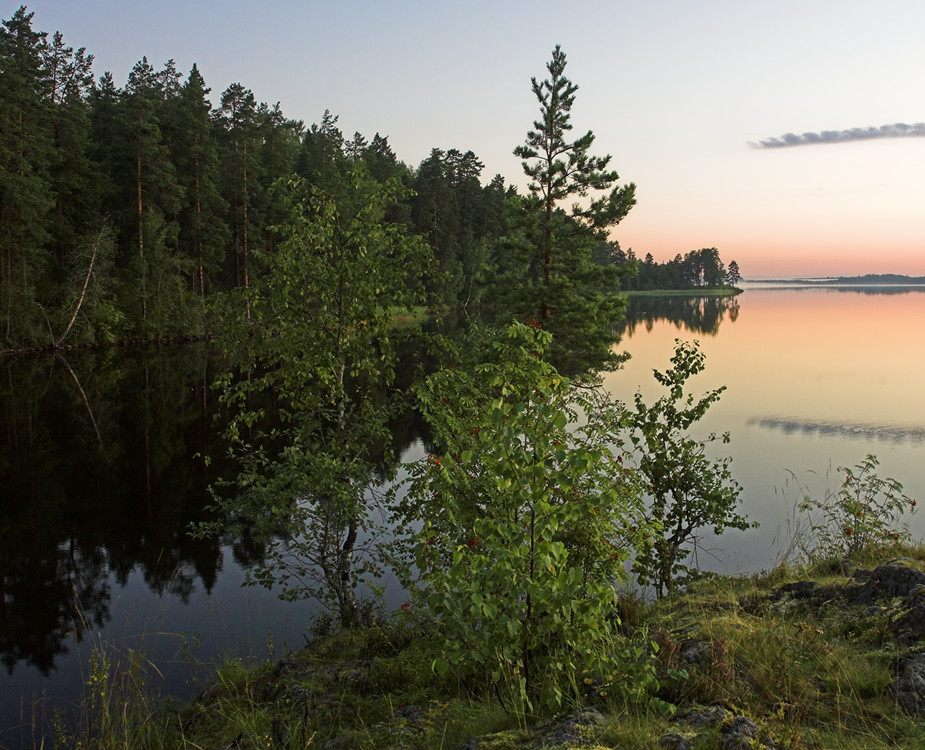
2, 284, 925, 745
605, 283, 925, 572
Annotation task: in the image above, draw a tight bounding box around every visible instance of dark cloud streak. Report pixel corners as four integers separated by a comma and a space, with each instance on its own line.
753, 122, 925, 149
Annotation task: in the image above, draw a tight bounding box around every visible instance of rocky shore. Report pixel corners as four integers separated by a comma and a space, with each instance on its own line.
169, 550, 925, 749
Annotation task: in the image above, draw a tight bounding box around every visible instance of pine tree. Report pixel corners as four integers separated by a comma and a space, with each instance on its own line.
216, 83, 260, 299
172, 64, 228, 300
119, 57, 183, 333
509, 45, 636, 374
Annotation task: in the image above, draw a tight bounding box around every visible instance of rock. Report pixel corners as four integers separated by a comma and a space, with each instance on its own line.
271, 716, 290, 747
680, 705, 729, 728
770, 580, 822, 602
658, 732, 694, 749
393, 703, 425, 725
893, 603, 925, 646
679, 640, 712, 665
719, 716, 776, 749
847, 564, 925, 606
890, 653, 925, 715
543, 708, 606, 746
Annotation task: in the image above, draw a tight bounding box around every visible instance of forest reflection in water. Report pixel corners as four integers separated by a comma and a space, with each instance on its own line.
5, 285, 924, 742
0, 332, 439, 741
0, 346, 221, 676
0, 298, 744, 685
617, 293, 740, 337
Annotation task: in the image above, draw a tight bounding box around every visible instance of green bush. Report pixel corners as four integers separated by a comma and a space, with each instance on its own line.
627, 339, 753, 598
396, 322, 654, 712
797, 454, 916, 562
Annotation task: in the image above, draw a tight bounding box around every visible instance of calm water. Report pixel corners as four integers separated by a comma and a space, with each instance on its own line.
2, 285, 925, 744
605, 284, 925, 572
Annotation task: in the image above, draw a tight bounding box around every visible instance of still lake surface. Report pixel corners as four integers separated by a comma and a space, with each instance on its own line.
610, 283, 925, 571
2, 283, 925, 743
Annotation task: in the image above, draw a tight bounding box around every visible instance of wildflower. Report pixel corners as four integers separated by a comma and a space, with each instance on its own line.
845, 527, 853, 535
400, 602, 411, 611
467, 538, 481, 548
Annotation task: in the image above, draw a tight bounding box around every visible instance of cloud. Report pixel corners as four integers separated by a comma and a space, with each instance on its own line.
752, 122, 925, 149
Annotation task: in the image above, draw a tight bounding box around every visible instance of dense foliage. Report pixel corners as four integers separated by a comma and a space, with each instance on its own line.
393, 322, 651, 709
1, 8, 742, 353
0, 7, 512, 349
199, 166, 431, 625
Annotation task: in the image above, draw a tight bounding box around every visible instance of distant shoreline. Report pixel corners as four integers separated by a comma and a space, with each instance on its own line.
746, 273, 925, 285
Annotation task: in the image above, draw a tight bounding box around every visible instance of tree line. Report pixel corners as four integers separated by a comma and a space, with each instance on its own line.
0, 7, 516, 349
616, 246, 742, 291
1, 7, 740, 356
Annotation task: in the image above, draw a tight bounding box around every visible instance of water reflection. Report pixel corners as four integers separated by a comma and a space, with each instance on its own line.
618, 294, 740, 337
749, 416, 925, 444
0, 346, 228, 676
607, 284, 925, 578
0, 337, 432, 682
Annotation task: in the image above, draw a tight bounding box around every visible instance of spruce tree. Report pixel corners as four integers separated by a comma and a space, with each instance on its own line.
0, 7, 54, 344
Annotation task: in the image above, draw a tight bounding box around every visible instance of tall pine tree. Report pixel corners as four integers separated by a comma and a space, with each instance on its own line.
508, 45, 636, 374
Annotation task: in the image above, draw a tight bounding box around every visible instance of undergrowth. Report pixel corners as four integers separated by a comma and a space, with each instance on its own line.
43, 541, 925, 749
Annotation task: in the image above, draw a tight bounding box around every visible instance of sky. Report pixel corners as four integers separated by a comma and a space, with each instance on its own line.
9, 0, 925, 279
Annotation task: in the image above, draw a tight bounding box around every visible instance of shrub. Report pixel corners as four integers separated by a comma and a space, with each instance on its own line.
797, 453, 916, 562
395, 322, 653, 712
626, 339, 753, 598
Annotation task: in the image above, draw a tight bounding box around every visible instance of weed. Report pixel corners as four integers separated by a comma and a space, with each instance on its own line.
794, 454, 917, 563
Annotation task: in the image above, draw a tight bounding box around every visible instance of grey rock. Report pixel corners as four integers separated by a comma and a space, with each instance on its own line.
680, 705, 730, 728
720, 716, 776, 750
543, 708, 606, 747
679, 640, 711, 665
770, 581, 819, 601
890, 653, 925, 715
658, 732, 693, 749
848, 564, 925, 605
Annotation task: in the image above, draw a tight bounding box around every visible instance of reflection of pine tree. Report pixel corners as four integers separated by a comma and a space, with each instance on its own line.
0, 346, 233, 673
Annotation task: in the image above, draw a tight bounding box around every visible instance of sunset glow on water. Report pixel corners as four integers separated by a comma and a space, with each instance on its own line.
605, 286, 925, 571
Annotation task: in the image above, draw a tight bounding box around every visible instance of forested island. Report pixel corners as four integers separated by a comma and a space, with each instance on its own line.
751, 274, 925, 285
0, 6, 738, 358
